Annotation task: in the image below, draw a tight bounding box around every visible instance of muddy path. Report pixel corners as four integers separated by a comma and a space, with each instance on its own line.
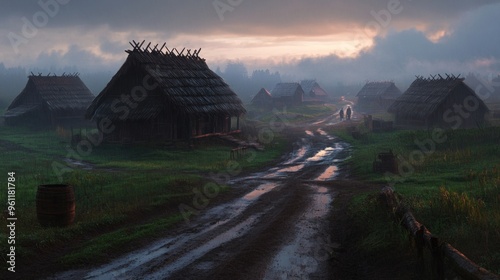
49, 121, 353, 280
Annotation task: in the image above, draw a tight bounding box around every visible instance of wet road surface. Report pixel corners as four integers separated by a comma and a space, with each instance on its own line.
49, 124, 351, 280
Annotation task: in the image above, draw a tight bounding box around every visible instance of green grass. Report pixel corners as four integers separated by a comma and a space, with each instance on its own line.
246, 104, 336, 123
333, 125, 500, 273
60, 214, 183, 266
0, 124, 289, 269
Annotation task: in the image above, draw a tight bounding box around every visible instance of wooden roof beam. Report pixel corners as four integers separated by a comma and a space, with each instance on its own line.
138, 40, 146, 50
159, 42, 167, 53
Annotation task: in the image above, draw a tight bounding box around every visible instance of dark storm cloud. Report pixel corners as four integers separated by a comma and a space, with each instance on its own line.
1, 0, 499, 89
1, 0, 498, 37
273, 3, 500, 86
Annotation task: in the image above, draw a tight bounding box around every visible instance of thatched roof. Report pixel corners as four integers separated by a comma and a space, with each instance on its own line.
300, 80, 327, 97
251, 88, 272, 103
6, 75, 94, 117
271, 83, 303, 97
388, 75, 489, 119
356, 81, 401, 98
86, 42, 246, 121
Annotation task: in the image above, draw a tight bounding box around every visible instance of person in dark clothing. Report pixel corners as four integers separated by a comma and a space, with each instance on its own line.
346, 106, 352, 120
339, 108, 344, 121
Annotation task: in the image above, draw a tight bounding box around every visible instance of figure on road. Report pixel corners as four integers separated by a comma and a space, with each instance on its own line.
346, 106, 352, 120
339, 108, 344, 121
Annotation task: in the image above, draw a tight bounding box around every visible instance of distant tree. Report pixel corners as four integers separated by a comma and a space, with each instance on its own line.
250, 69, 281, 91
0, 64, 27, 108
219, 62, 253, 102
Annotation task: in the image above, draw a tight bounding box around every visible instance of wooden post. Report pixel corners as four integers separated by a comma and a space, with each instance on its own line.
416, 225, 425, 276
431, 237, 444, 280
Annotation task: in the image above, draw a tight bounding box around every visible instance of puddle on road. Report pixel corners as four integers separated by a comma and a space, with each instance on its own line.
317, 187, 328, 193
243, 183, 278, 201
282, 145, 308, 165
277, 164, 305, 173
315, 166, 338, 181
317, 128, 335, 140
307, 147, 336, 162
73, 181, 278, 280
264, 185, 332, 280
148, 215, 260, 279
305, 130, 314, 136
263, 164, 305, 179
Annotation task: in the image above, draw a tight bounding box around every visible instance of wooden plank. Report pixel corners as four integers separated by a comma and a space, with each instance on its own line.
379, 187, 499, 280
443, 243, 500, 280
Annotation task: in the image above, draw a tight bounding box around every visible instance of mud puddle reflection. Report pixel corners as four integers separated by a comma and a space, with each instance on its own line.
264, 185, 332, 279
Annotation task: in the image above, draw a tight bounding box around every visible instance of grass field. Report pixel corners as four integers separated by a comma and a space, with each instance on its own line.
0, 124, 288, 268
332, 125, 500, 273
246, 103, 336, 124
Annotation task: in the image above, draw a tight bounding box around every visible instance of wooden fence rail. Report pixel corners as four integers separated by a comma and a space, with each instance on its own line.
230, 146, 248, 160
379, 186, 499, 280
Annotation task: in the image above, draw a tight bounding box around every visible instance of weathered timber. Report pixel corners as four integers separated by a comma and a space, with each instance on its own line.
379, 187, 499, 280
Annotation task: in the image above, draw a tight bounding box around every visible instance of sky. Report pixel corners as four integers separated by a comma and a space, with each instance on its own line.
1, 0, 500, 88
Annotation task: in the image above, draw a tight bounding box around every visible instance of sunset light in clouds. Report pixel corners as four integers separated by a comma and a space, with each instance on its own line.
0, 0, 499, 89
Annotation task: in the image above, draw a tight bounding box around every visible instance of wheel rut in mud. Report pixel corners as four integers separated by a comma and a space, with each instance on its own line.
49, 125, 351, 280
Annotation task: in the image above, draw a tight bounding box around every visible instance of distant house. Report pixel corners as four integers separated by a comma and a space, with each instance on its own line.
251, 88, 273, 107
4, 75, 94, 127
300, 80, 329, 103
270, 83, 304, 107
356, 81, 402, 112
85, 42, 246, 142
388, 76, 489, 129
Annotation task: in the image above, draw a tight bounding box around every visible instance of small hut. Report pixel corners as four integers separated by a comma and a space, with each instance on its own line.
356, 81, 402, 112
270, 83, 304, 107
300, 80, 329, 103
4, 74, 94, 127
251, 88, 273, 107
388, 75, 489, 129
86, 41, 246, 142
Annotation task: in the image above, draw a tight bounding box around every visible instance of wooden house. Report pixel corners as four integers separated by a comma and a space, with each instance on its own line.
251, 88, 273, 107
388, 75, 489, 129
356, 81, 402, 112
270, 83, 304, 107
85, 42, 246, 142
300, 80, 329, 103
4, 74, 94, 127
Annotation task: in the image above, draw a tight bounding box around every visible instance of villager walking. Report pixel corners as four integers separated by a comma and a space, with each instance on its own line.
339, 108, 344, 121
346, 106, 352, 120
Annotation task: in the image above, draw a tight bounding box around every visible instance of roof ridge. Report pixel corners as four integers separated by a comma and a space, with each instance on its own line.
126, 40, 203, 61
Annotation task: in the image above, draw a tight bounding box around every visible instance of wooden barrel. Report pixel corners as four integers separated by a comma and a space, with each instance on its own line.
36, 184, 75, 227
378, 152, 399, 174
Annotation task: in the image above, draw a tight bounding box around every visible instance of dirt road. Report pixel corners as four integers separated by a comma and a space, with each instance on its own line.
50, 118, 355, 280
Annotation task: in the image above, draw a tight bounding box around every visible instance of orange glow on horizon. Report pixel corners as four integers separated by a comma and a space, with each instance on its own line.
169, 32, 374, 63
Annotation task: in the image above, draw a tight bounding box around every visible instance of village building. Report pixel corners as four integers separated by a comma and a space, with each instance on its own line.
300, 80, 329, 103
3, 74, 94, 127
85, 42, 246, 142
388, 75, 489, 129
250, 88, 273, 108
356, 81, 402, 112
270, 82, 304, 107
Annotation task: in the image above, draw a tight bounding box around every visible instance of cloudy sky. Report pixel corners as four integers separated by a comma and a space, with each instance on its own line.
1, 0, 499, 86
